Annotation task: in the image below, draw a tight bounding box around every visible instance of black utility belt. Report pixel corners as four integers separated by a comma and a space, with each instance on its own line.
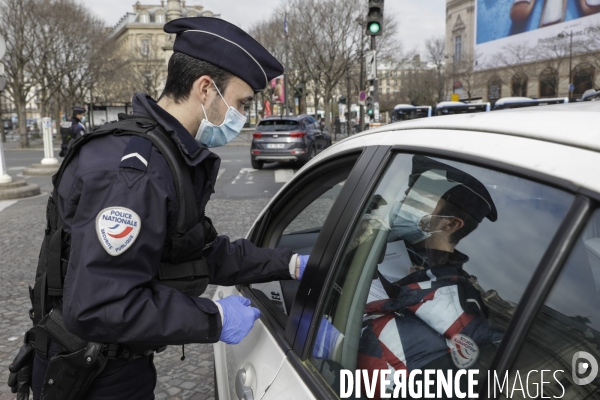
32, 307, 165, 361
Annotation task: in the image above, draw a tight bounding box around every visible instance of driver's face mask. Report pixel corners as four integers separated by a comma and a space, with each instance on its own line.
195, 80, 247, 148
390, 170, 460, 244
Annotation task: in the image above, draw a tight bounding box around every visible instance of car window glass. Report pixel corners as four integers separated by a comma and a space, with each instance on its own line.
504, 209, 600, 400
308, 153, 574, 397
258, 120, 300, 132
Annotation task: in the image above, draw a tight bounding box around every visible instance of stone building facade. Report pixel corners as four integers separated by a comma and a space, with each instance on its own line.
445, 0, 599, 104
109, 0, 218, 99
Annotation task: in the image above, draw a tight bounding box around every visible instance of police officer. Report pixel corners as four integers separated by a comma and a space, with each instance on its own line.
25, 18, 307, 399
59, 107, 87, 157
70, 106, 86, 140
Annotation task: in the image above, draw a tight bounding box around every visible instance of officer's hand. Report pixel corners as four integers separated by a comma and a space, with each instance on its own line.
296, 255, 310, 280
8, 343, 34, 400
217, 296, 261, 345
312, 318, 341, 359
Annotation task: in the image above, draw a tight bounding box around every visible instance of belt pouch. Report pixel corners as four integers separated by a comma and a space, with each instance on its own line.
40, 342, 107, 400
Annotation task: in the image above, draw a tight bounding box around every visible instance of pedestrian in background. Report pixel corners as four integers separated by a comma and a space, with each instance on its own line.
58, 106, 87, 157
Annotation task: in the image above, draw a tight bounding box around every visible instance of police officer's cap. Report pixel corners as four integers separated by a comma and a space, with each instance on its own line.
72, 106, 86, 114
408, 155, 498, 223
164, 17, 284, 93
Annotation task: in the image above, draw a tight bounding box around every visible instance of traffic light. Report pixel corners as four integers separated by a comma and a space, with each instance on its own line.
366, 0, 384, 36
366, 96, 374, 116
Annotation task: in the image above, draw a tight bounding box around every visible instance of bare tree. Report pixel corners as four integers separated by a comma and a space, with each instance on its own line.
425, 36, 447, 102
0, 0, 42, 147
534, 36, 575, 97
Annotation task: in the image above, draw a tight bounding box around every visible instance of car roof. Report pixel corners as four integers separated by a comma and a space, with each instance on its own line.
356, 101, 600, 152
261, 114, 312, 121
303, 101, 600, 195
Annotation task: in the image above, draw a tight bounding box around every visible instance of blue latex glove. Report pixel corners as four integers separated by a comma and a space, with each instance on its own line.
297, 255, 310, 280
312, 317, 341, 359
216, 296, 261, 344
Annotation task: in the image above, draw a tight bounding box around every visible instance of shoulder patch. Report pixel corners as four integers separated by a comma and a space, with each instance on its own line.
96, 207, 141, 256
449, 333, 479, 368
120, 136, 153, 172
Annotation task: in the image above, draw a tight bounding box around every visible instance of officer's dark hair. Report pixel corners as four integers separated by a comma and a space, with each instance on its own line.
437, 199, 479, 245
159, 52, 234, 104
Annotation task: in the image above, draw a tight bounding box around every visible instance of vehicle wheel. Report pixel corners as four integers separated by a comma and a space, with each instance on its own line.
251, 159, 264, 169
304, 146, 316, 165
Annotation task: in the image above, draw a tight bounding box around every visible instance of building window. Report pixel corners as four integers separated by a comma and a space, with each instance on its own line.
454, 36, 462, 62
141, 39, 150, 56
188, 12, 196, 17
139, 13, 149, 23
488, 75, 502, 104
572, 63, 595, 98
511, 73, 528, 97
539, 67, 558, 98
156, 13, 164, 23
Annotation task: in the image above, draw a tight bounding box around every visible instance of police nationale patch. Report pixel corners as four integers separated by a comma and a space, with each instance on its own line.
449, 334, 479, 369
95, 207, 141, 256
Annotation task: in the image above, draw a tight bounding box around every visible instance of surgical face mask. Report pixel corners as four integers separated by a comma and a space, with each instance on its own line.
80, 116, 86, 123
389, 193, 453, 244
195, 81, 247, 148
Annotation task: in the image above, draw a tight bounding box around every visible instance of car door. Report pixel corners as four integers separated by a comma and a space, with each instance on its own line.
266, 148, 581, 399
496, 201, 600, 400
213, 147, 382, 400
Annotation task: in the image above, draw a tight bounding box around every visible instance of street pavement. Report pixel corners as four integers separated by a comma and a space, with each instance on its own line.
0, 142, 298, 400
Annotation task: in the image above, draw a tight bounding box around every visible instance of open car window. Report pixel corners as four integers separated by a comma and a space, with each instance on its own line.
308, 152, 574, 398
250, 154, 360, 321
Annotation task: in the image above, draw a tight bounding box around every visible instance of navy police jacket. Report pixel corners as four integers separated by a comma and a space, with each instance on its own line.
70, 116, 85, 140
57, 92, 293, 346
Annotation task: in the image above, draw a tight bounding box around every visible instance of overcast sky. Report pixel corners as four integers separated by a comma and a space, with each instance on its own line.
83, 0, 446, 57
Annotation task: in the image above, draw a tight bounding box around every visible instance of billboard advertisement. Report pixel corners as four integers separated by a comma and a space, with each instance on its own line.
475, 0, 600, 68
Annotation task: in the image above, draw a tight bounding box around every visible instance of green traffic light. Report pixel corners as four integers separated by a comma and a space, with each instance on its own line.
367, 109, 374, 115
368, 22, 381, 34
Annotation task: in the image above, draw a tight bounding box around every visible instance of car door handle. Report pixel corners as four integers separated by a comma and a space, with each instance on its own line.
236, 368, 254, 400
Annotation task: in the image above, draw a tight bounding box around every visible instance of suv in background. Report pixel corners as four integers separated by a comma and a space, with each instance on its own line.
250, 115, 331, 169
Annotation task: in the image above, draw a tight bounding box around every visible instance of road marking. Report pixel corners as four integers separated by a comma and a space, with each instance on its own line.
217, 169, 226, 180
0, 200, 18, 213
8, 336, 19, 341
231, 168, 256, 185
275, 169, 295, 183
8, 166, 25, 171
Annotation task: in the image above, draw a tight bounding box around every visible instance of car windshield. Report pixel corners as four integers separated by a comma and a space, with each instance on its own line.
257, 120, 301, 132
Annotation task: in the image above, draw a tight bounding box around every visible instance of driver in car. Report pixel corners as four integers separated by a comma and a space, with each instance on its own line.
300, 155, 504, 398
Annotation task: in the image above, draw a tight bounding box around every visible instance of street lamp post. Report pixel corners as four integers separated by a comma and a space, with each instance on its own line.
558, 31, 573, 100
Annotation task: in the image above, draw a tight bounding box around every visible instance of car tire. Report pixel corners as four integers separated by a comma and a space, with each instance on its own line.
251, 159, 264, 170
305, 146, 316, 164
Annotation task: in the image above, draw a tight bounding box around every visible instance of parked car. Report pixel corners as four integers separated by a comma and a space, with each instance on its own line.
214, 101, 600, 399
250, 115, 332, 169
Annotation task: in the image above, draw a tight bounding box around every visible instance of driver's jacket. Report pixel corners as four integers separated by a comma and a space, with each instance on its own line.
357, 261, 503, 396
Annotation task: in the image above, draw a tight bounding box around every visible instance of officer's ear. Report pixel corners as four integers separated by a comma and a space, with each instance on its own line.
443, 216, 464, 233
191, 75, 214, 104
